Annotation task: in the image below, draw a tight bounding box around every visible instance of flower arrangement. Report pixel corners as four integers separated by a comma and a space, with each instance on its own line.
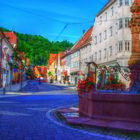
104, 82, 126, 90
77, 77, 95, 94
97, 71, 126, 90
103, 79, 126, 91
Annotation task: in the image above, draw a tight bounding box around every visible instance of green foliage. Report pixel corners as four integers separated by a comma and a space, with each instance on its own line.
48, 71, 53, 76
16, 33, 51, 66
0, 27, 73, 66
26, 68, 35, 79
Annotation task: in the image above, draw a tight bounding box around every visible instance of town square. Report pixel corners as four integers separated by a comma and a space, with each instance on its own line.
0, 0, 140, 140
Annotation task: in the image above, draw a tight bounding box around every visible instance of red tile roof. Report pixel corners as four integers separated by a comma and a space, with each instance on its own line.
70, 26, 93, 53
4, 32, 17, 48
59, 52, 65, 59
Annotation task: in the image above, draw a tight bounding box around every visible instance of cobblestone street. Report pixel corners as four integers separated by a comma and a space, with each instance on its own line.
0, 81, 113, 140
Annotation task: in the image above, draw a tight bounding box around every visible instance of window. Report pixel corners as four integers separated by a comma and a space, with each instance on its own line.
73, 62, 79, 68
77, 62, 79, 68
109, 46, 113, 56
100, 16, 102, 25
119, 19, 123, 29
104, 30, 107, 40
92, 55, 94, 61
111, 7, 114, 16
99, 33, 102, 43
109, 26, 113, 36
105, 12, 107, 21
125, 18, 130, 28
99, 50, 101, 60
104, 48, 107, 58
118, 41, 123, 52
94, 36, 97, 44
95, 52, 97, 61
125, 0, 130, 5
116, 23, 118, 34
119, 0, 123, 6
89, 45, 92, 52
90, 56, 92, 61
125, 41, 130, 51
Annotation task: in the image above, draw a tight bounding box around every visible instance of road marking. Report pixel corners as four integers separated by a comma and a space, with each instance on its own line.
0, 111, 30, 116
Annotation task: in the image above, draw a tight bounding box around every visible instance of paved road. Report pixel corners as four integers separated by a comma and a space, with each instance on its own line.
0, 81, 114, 140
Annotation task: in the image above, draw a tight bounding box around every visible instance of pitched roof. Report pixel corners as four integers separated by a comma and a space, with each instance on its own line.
70, 26, 93, 53
0, 31, 13, 49
97, 0, 116, 17
4, 32, 17, 48
59, 51, 65, 59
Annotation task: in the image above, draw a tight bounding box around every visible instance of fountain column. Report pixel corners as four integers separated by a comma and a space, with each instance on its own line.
128, 0, 140, 92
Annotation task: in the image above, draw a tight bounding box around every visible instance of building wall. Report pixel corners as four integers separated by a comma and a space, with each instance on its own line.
70, 51, 80, 85
2, 38, 13, 87
79, 43, 93, 77
91, 0, 134, 87
66, 54, 71, 76
70, 51, 80, 73
92, 0, 133, 67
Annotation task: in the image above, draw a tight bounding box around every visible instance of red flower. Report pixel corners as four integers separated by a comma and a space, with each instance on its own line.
77, 77, 95, 94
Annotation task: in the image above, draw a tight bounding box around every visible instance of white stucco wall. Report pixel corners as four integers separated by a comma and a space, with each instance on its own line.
91, 0, 133, 67
2, 38, 13, 87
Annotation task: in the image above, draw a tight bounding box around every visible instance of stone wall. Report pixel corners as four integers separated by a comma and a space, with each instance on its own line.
79, 93, 140, 122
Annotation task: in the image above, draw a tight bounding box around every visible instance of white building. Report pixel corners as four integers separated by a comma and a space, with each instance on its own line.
91, 0, 134, 86
79, 26, 93, 78
67, 26, 93, 85
70, 50, 80, 85
1, 32, 13, 87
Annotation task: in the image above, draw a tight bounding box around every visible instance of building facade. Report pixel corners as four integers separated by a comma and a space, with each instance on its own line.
46, 0, 138, 88
79, 26, 93, 79
91, 0, 134, 87
65, 26, 93, 85
47, 54, 58, 82
0, 31, 14, 87
70, 50, 80, 85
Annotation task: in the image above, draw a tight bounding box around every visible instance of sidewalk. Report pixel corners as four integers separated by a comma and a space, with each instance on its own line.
57, 107, 140, 133
0, 81, 28, 96
49, 82, 77, 90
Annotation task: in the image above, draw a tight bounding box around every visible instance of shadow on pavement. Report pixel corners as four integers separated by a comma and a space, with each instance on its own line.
20, 80, 69, 93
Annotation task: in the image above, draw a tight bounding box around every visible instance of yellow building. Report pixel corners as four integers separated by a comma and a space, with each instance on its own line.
47, 54, 58, 81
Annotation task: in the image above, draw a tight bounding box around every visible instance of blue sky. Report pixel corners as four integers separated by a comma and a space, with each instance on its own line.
0, 0, 108, 43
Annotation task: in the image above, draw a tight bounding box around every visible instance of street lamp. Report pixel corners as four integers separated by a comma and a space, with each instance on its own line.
20, 59, 26, 91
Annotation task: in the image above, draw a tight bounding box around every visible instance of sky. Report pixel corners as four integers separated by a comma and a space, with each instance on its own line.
0, 0, 108, 43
